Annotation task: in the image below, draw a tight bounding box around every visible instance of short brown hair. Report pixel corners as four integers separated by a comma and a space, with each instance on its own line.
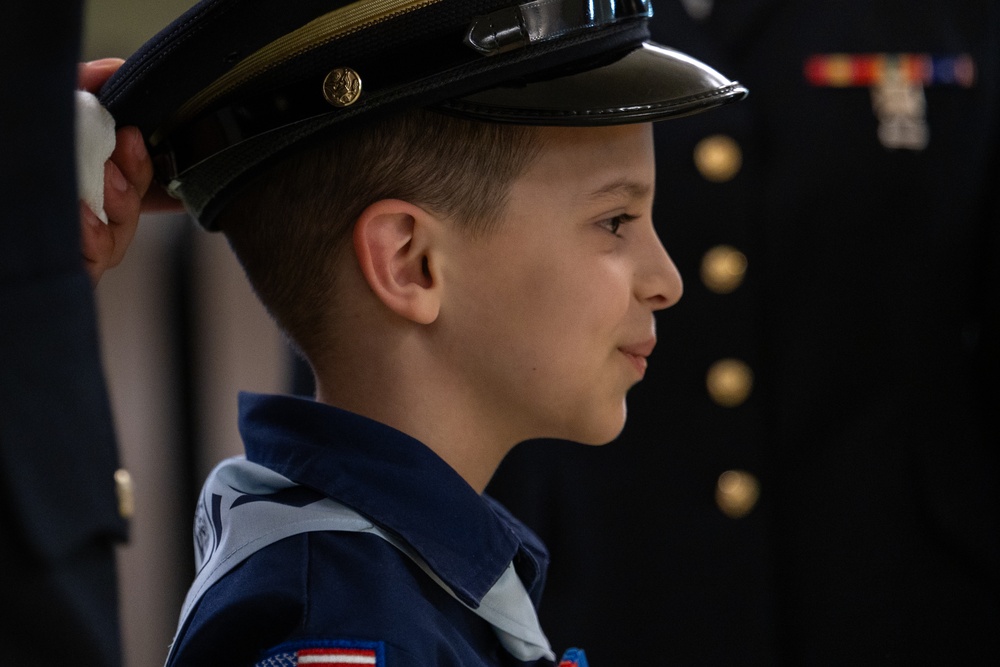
219, 109, 539, 362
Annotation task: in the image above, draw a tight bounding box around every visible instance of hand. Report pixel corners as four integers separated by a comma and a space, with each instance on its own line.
78, 58, 183, 285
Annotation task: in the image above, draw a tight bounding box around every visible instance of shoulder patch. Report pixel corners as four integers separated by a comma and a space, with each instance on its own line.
256, 640, 385, 667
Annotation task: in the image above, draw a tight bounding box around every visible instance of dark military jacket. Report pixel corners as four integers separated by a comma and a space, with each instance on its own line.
489, 1, 1000, 664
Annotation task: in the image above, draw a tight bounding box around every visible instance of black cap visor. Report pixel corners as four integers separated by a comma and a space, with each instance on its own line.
442, 42, 747, 125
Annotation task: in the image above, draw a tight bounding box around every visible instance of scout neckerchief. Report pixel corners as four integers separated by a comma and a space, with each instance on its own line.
165, 457, 555, 665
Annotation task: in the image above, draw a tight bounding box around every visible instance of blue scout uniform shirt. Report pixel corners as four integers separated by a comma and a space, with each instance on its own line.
167, 392, 565, 667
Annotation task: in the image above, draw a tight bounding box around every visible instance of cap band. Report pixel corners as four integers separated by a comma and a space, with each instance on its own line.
465, 0, 652, 55
154, 1, 653, 185
151, 0, 445, 147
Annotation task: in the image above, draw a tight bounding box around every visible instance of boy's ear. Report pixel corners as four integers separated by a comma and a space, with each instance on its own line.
352, 199, 441, 325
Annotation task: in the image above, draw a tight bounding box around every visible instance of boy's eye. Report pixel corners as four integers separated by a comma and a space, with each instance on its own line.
601, 213, 637, 236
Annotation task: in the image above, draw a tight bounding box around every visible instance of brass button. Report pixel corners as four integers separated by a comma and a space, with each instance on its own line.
716, 469, 760, 519
322, 67, 363, 107
114, 468, 134, 520
701, 244, 748, 294
693, 134, 742, 182
706, 358, 753, 407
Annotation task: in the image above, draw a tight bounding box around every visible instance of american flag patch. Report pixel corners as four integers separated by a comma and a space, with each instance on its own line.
255, 640, 384, 667
297, 647, 376, 665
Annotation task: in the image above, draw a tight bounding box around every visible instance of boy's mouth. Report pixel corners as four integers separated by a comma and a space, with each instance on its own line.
619, 338, 656, 376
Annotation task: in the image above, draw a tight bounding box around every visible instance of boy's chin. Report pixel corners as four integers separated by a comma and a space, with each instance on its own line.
533, 403, 628, 446
569, 416, 628, 447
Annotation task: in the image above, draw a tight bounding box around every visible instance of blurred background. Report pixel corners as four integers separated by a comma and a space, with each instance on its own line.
84, 3, 292, 665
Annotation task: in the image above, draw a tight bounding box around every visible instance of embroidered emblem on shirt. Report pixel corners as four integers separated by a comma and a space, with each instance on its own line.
255, 640, 384, 667
193, 493, 223, 570
804, 53, 976, 151
193, 486, 326, 574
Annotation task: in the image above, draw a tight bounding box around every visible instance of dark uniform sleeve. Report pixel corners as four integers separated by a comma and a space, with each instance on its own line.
0, 2, 127, 664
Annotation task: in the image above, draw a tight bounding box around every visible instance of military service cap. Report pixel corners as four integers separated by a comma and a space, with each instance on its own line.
100, 0, 747, 228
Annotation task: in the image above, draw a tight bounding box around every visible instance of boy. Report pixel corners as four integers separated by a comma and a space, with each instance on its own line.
100, 0, 745, 664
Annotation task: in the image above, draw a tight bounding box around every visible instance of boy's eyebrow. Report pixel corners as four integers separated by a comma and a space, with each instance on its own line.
586, 179, 654, 202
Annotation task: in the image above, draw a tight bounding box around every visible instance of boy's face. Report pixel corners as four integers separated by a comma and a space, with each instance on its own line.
437, 123, 682, 447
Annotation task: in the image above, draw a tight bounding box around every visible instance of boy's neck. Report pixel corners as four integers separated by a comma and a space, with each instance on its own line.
314, 358, 514, 495
308, 255, 530, 494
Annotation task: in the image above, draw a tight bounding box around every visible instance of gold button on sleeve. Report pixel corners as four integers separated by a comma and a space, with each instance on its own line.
693, 134, 742, 183
114, 468, 135, 520
701, 244, 748, 294
706, 358, 753, 407
716, 469, 760, 519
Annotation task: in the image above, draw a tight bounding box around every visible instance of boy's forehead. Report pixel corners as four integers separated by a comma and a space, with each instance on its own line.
532, 123, 654, 163
100, 0, 746, 229
517, 124, 656, 201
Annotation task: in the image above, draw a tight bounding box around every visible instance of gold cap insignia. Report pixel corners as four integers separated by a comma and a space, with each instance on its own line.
323, 67, 363, 107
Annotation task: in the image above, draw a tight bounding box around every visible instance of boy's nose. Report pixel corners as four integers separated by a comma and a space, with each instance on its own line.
636, 230, 683, 311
